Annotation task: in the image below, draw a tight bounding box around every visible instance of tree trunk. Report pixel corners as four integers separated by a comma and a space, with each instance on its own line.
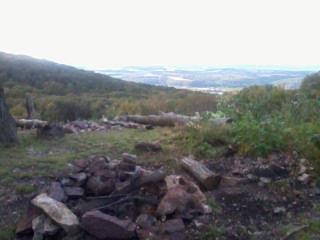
179, 156, 221, 190
0, 87, 18, 144
25, 94, 36, 119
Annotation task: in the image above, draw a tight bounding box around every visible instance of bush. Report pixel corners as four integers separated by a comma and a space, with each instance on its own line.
181, 120, 231, 158
300, 72, 320, 98
232, 113, 291, 156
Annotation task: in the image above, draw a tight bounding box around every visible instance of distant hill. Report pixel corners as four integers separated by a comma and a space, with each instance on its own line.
99, 66, 314, 93
0, 52, 218, 121
0, 52, 163, 96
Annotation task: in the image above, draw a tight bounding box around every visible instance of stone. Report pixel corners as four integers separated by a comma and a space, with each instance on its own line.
16, 204, 42, 237
298, 173, 311, 184
31, 193, 80, 234
157, 175, 208, 216
259, 177, 271, 184
81, 211, 136, 239
32, 214, 60, 239
48, 181, 66, 202
122, 153, 137, 163
161, 218, 185, 234
88, 159, 108, 175
119, 161, 136, 172
86, 176, 115, 196
136, 214, 156, 229
69, 172, 87, 186
273, 207, 286, 214
72, 159, 88, 172
64, 187, 84, 199
61, 178, 76, 187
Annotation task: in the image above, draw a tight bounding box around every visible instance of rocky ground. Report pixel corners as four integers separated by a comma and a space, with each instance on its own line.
1, 127, 320, 240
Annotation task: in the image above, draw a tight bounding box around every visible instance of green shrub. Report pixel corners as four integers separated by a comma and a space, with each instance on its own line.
232, 113, 291, 156
181, 120, 231, 158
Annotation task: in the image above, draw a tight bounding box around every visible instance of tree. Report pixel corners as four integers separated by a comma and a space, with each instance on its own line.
0, 87, 18, 144
300, 72, 320, 97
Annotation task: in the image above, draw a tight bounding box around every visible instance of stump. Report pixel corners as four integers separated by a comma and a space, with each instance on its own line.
37, 123, 65, 139
0, 87, 18, 145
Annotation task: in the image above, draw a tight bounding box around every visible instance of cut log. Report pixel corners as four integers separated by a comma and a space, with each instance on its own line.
112, 168, 166, 195
16, 119, 48, 129
0, 87, 18, 144
37, 123, 65, 139
179, 156, 221, 190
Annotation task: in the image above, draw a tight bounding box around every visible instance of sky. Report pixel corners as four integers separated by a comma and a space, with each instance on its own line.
0, 0, 319, 69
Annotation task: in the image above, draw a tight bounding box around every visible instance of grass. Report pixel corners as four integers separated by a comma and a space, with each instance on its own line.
0, 127, 181, 189
0, 227, 15, 240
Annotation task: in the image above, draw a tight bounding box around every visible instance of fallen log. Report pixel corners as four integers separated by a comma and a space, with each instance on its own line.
16, 119, 48, 129
118, 112, 197, 127
179, 156, 221, 190
118, 112, 231, 127
112, 168, 166, 195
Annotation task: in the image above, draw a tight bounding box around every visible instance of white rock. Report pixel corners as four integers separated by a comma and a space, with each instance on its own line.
31, 193, 80, 234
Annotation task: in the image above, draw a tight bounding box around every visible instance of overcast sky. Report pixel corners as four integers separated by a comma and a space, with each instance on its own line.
0, 0, 319, 69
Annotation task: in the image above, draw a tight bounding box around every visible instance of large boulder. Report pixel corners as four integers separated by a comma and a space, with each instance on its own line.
31, 193, 80, 234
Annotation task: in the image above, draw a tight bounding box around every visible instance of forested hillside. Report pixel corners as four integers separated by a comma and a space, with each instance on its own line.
0, 52, 218, 121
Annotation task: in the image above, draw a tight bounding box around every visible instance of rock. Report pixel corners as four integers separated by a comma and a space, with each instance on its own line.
81, 211, 136, 239
161, 218, 185, 234
299, 165, 307, 175
145, 125, 154, 130
48, 181, 66, 202
122, 153, 137, 163
69, 172, 87, 186
136, 214, 156, 229
138, 219, 185, 240
72, 159, 88, 172
86, 176, 115, 196
157, 175, 209, 217
259, 177, 271, 184
88, 158, 108, 175
31, 193, 80, 234
16, 204, 42, 237
32, 214, 60, 239
298, 173, 311, 184
119, 161, 136, 172
61, 178, 76, 187
135, 142, 162, 152
273, 207, 286, 214
64, 187, 84, 199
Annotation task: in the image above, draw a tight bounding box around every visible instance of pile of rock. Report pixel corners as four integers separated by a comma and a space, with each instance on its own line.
15, 154, 213, 240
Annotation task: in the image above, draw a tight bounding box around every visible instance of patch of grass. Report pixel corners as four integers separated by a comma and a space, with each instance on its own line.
207, 198, 222, 214
0, 127, 180, 189
15, 184, 36, 195
201, 225, 225, 240
0, 226, 15, 240
179, 122, 231, 158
